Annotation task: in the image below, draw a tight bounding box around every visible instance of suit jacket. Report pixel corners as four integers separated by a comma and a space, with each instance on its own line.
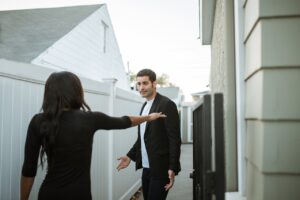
127, 93, 181, 177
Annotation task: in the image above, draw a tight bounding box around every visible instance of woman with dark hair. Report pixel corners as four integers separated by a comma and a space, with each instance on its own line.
20, 71, 165, 200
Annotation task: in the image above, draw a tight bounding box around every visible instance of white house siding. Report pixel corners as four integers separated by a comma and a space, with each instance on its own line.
0, 59, 143, 200
210, 0, 237, 191
244, 0, 300, 199
32, 5, 130, 91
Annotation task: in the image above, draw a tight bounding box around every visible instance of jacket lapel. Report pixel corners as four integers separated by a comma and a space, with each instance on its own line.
144, 93, 161, 137
138, 101, 147, 134
140, 102, 147, 115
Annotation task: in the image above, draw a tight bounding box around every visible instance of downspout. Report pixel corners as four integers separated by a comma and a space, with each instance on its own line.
233, 0, 246, 196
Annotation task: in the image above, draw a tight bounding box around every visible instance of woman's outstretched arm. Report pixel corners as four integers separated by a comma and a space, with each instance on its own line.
129, 112, 166, 126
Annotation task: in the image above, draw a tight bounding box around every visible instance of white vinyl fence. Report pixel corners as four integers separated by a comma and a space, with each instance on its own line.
0, 59, 143, 200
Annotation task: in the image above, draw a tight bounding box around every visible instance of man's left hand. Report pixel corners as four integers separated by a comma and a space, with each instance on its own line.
164, 169, 175, 191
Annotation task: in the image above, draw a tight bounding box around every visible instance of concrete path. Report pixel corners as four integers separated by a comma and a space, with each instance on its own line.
167, 144, 193, 200
133, 144, 246, 200
136, 144, 193, 200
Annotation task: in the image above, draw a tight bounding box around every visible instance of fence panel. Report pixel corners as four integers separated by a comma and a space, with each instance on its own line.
191, 94, 225, 200
0, 59, 142, 200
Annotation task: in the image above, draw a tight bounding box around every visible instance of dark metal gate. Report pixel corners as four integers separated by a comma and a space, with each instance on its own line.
190, 93, 225, 200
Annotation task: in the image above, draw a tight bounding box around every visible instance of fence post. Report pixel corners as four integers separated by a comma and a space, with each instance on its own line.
102, 78, 118, 200
202, 94, 212, 200
214, 93, 225, 200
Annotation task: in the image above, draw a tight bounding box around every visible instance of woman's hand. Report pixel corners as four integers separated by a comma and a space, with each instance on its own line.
148, 112, 167, 121
129, 112, 166, 126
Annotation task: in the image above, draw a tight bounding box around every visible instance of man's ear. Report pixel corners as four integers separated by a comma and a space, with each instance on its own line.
153, 81, 157, 88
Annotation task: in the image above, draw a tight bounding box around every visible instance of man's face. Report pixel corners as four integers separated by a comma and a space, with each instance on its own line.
136, 76, 156, 99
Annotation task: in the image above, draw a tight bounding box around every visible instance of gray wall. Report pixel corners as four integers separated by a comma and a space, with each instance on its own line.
210, 0, 237, 191
244, 0, 300, 199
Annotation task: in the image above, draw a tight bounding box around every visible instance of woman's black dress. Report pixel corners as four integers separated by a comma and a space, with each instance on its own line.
22, 110, 131, 200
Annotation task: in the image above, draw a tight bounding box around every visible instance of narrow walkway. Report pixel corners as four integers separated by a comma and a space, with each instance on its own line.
133, 144, 246, 200
167, 144, 193, 200
136, 144, 193, 200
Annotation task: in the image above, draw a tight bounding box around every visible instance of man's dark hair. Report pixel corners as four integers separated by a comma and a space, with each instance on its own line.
137, 69, 156, 82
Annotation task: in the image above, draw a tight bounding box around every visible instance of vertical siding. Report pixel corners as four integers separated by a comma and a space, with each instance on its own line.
112, 91, 143, 200
180, 105, 193, 143
0, 77, 45, 200
180, 106, 189, 143
0, 60, 143, 200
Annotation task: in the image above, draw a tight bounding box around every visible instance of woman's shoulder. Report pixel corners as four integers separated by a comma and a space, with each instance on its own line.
68, 110, 107, 119
31, 113, 45, 122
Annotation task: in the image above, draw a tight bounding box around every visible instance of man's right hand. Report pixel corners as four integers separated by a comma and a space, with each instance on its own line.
116, 156, 131, 171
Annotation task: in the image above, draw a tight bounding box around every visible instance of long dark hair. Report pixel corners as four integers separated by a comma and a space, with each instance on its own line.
40, 71, 90, 168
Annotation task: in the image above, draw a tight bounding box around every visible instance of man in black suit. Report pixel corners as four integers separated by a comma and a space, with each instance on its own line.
117, 69, 181, 200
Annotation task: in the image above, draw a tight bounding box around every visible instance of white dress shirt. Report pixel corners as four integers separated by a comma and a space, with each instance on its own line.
140, 99, 154, 168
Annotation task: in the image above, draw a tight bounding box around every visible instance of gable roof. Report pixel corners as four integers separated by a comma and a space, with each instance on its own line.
0, 4, 103, 62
